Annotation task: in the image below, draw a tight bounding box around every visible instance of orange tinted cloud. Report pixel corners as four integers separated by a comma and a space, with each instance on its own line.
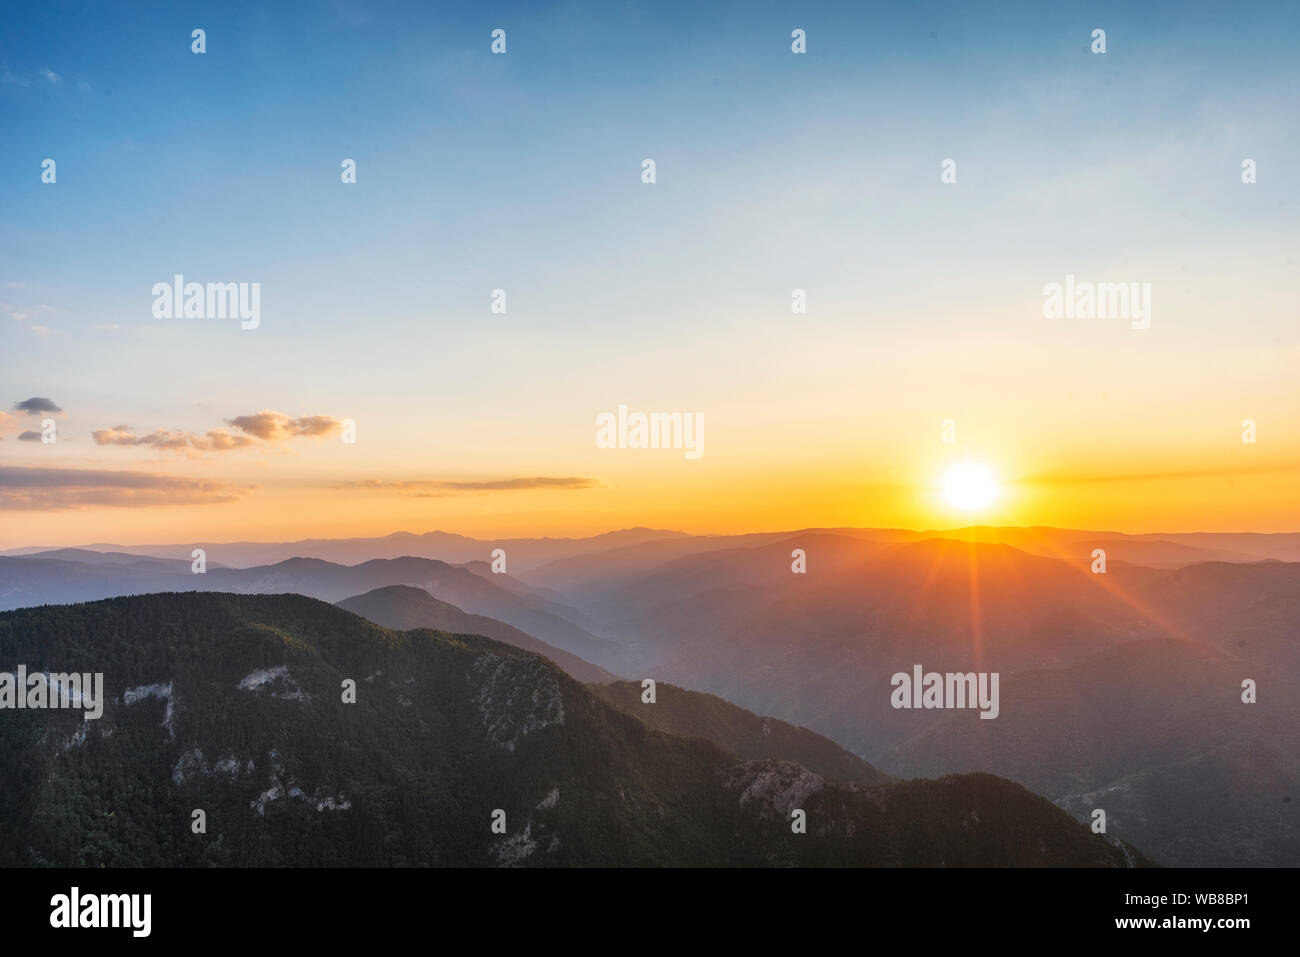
0, 466, 250, 509
92, 427, 258, 452
336, 476, 600, 496
91, 410, 344, 455
226, 411, 342, 440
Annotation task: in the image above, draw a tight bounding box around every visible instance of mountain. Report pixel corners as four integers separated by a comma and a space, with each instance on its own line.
12, 548, 213, 571
522, 534, 1300, 867
591, 681, 892, 787
522, 525, 1300, 607
6, 525, 1292, 866
586, 532, 895, 630
337, 585, 616, 684
523, 529, 911, 604
0, 556, 191, 612
882, 639, 1300, 867
598, 538, 1169, 694
0, 528, 688, 571
11, 524, 1295, 576
338, 588, 889, 785
204, 556, 627, 671
0, 593, 1144, 867
0, 553, 627, 674
915, 526, 1269, 566
455, 560, 606, 633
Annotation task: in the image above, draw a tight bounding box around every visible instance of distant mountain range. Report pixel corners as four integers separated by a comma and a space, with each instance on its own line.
0, 528, 689, 572
0, 552, 627, 673
540, 534, 1300, 866
7, 524, 1300, 570
2, 524, 1295, 866
0, 593, 1144, 867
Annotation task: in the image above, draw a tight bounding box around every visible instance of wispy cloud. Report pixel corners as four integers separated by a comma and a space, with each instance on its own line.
39, 67, 60, 85
92, 427, 257, 454
1026, 463, 1300, 485
7, 304, 37, 320
336, 477, 601, 497
5, 303, 57, 334
0, 466, 249, 510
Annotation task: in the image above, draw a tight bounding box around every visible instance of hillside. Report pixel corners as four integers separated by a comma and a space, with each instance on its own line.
337, 585, 616, 684
0, 553, 627, 673
0, 593, 1143, 867
515, 536, 1300, 866
591, 680, 891, 787
883, 639, 1300, 867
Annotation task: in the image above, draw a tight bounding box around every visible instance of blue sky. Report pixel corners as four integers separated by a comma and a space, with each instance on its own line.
2, 0, 1299, 544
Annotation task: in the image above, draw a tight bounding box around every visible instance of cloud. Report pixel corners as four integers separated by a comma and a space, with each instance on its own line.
92, 428, 194, 451
226, 411, 343, 440
5, 302, 56, 336
198, 429, 259, 451
1027, 463, 1300, 485
13, 397, 63, 414
0, 467, 248, 510
92, 427, 257, 453
39, 67, 60, 85
337, 476, 600, 496
91, 410, 341, 456
438, 476, 599, 491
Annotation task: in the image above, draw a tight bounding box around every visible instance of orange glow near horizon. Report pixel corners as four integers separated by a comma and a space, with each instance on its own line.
2, 451, 1299, 549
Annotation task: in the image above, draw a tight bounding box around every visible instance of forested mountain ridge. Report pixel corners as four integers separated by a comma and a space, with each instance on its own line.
0, 593, 1146, 867
337, 584, 616, 684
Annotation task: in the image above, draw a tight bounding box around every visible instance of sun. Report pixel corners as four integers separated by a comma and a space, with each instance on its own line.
942, 462, 999, 511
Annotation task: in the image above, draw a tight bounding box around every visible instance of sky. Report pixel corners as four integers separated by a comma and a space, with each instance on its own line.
2, 0, 1299, 548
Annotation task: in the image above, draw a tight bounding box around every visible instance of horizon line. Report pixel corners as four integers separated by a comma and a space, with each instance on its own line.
6, 522, 1300, 554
